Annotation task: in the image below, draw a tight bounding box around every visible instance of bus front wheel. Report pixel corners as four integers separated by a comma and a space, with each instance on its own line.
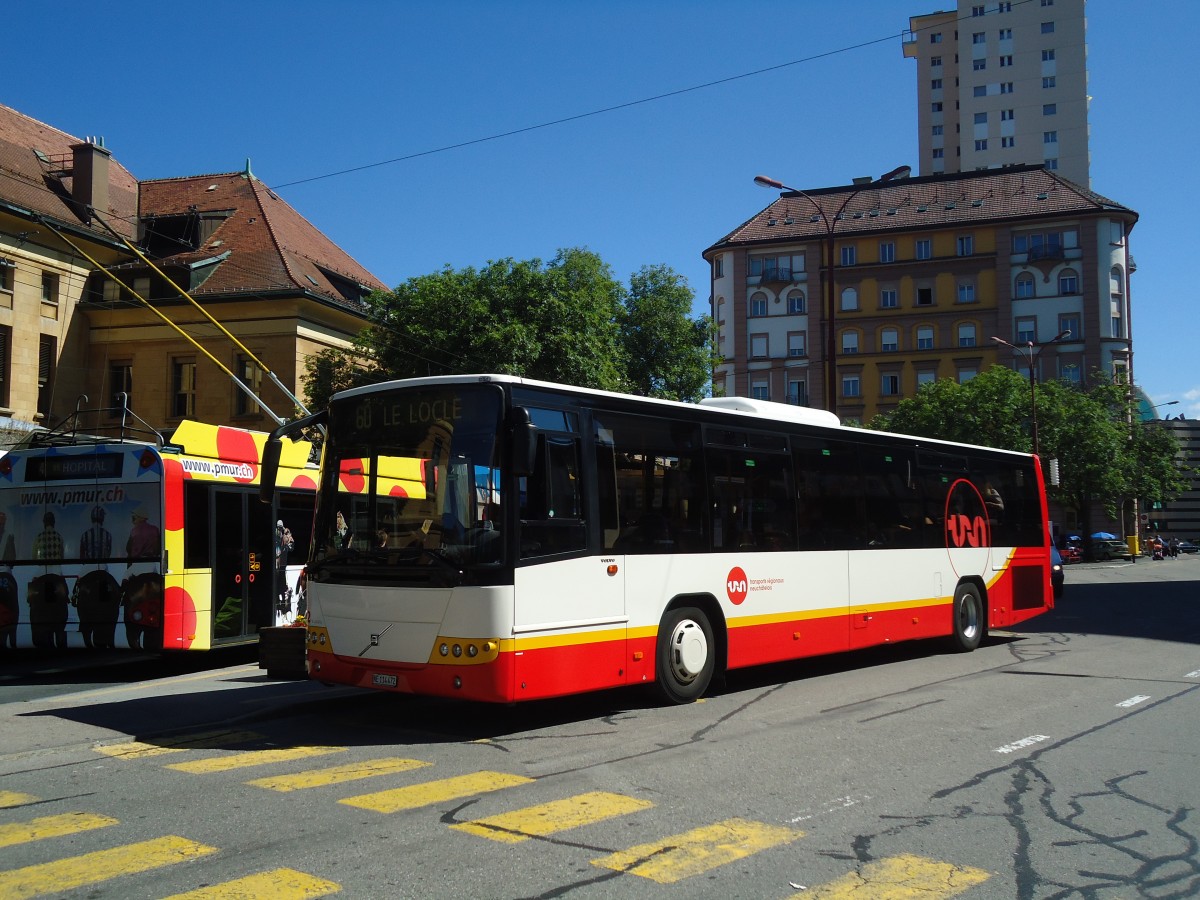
948, 583, 984, 652
655, 607, 714, 704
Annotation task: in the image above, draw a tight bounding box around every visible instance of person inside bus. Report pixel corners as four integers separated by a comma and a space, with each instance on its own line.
335, 510, 352, 549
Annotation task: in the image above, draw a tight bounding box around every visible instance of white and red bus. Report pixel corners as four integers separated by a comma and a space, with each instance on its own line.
0, 413, 316, 653
263, 374, 1053, 703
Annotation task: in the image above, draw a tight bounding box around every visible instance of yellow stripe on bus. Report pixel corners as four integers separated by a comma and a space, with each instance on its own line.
791, 853, 991, 898
451, 791, 653, 843
591, 817, 803, 884
166, 746, 346, 774
0, 835, 217, 900
95, 730, 264, 759
0, 813, 118, 849
246, 757, 431, 792
0, 792, 38, 809
161, 867, 341, 899
340, 771, 533, 814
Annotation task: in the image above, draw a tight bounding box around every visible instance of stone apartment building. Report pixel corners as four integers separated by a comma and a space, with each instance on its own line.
704, 164, 1137, 423
0, 103, 384, 441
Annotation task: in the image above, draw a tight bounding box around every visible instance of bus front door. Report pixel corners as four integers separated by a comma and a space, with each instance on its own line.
212, 489, 275, 641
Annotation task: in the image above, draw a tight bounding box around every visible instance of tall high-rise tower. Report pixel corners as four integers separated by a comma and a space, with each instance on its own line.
904, 0, 1089, 186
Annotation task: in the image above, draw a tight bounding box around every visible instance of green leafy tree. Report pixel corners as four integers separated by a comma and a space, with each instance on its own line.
303, 248, 711, 408
621, 264, 714, 402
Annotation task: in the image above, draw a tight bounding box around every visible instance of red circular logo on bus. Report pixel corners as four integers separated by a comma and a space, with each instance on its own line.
726, 566, 748, 605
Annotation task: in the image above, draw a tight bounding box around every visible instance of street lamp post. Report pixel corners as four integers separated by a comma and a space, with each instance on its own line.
754, 166, 910, 413
990, 330, 1071, 457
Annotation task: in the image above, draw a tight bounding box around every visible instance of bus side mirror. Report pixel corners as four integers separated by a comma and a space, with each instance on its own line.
259, 437, 283, 505
510, 407, 537, 476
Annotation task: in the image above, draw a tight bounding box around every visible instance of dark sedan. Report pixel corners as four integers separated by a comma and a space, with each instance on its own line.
1051, 546, 1064, 599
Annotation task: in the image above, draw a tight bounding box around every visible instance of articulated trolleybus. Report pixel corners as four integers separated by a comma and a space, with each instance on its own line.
263, 374, 1053, 704
0, 410, 315, 653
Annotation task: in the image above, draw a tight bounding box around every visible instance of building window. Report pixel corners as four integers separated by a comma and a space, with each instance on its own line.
956, 235, 974, 256
881, 374, 900, 396
787, 379, 807, 406
917, 286, 934, 306
1045, 158, 1059, 170
1001, 109, 1014, 121
1016, 318, 1037, 344
787, 290, 806, 314
879, 241, 895, 263
1059, 313, 1079, 339
973, 85, 987, 97
841, 331, 859, 354
917, 325, 934, 350
0, 325, 9, 408
972, 31, 986, 43
1001, 82, 1014, 93
932, 124, 944, 136
998, 2, 1011, 11
915, 239, 932, 260
1111, 222, 1126, 245
840, 245, 857, 266
932, 148, 945, 159
957, 282, 976, 303
750, 292, 768, 317
999, 55, 1013, 67
1058, 269, 1079, 294
932, 103, 944, 113
1112, 316, 1122, 338
788, 333, 807, 358
931, 78, 943, 90
172, 359, 197, 419
1110, 266, 1124, 296
751, 381, 769, 401
881, 328, 899, 352
38, 335, 56, 419
975, 139, 988, 151
750, 334, 768, 358
713, 257, 724, 278
958, 368, 977, 383
931, 32, 942, 43
974, 112, 988, 125
880, 289, 898, 309
972, 5, 985, 16
840, 288, 859, 311
1060, 363, 1080, 385
999, 27, 1012, 39
1043, 103, 1057, 115
108, 362, 133, 413
958, 324, 977, 347
973, 59, 986, 70
842, 375, 862, 398
1041, 21, 1055, 33
1043, 76, 1056, 88
0, 260, 12, 294
1015, 272, 1036, 298
1042, 49, 1055, 61
1001, 136, 1015, 148
917, 370, 937, 387
931, 55, 942, 67
235, 354, 263, 416
41, 272, 59, 304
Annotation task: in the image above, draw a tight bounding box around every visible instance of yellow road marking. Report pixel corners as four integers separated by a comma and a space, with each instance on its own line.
340, 771, 534, 814
246, 757, 431, 792
161, 867, 341, 899
794, 854, 991, 898
167, 746, 346, 773
0, 792, 37, 809
0, 813, 118, 849
451, 791, 653, 843
95, 730, 264, 759
591, 817, 803, 884
0, 835, 217, 900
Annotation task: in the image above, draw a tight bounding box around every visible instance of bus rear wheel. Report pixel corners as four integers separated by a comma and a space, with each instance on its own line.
947, 583, 984, 652
655, 606, 714, 704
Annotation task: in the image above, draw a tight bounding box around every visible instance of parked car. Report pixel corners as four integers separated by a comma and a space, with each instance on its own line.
1060, 545, 1082, 564
1051, 546, 1064, 599
1093, 539, 1129, 561
1177, 541, 1198, 554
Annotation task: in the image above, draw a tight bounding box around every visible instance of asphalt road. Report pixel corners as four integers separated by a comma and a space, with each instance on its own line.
1, 556, 1198, 899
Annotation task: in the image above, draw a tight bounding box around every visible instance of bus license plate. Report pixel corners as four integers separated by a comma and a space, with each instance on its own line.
372, 673, 398, 687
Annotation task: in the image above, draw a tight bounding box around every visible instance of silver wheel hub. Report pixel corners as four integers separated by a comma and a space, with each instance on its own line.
669, 619, 708, 683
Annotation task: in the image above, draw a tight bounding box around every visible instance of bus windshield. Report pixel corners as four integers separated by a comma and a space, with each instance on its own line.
313, 383, 505, 575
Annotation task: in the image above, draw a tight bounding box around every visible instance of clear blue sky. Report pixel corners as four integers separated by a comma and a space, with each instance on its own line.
10, 0, 1197, 416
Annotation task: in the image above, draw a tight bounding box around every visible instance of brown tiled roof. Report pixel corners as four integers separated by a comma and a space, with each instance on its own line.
0, 103, 138, 241
706, 165, 1138, 253
138, 172, 387, 310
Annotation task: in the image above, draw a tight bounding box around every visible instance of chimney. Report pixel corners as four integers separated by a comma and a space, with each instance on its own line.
70, 139, 111, 223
